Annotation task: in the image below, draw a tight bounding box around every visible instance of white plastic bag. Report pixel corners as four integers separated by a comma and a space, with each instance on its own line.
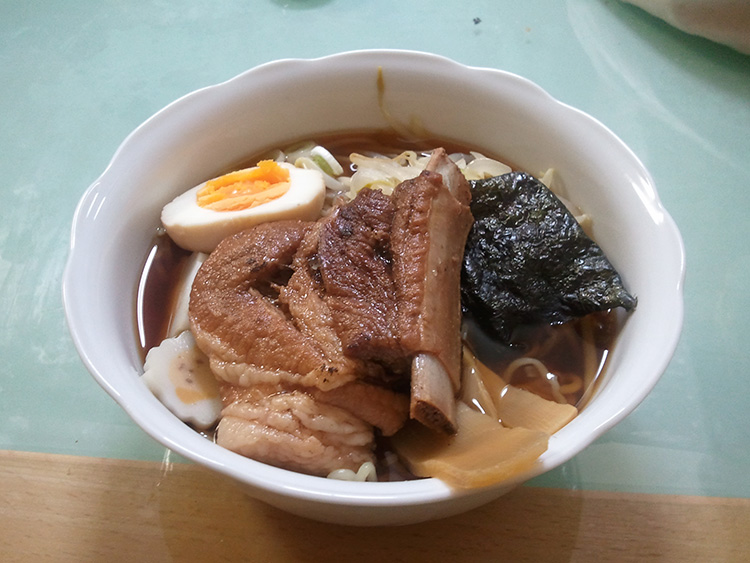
623, 0, 750, 54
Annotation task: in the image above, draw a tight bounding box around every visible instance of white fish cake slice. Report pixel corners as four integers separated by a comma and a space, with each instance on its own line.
142, 330, 222, 429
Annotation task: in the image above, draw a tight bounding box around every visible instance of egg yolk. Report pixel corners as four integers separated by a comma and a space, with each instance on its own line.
196, 160, 291, 212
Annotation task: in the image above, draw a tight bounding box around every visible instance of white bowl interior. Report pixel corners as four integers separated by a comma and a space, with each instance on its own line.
63, 50, 684, 526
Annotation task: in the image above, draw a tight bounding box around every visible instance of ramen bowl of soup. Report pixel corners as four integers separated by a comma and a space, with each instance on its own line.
63, 49, 685, 526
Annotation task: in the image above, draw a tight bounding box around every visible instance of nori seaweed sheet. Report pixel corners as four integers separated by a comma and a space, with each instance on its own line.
461, 172, 636, 343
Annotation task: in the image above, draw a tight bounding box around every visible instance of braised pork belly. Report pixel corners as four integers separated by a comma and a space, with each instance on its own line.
188, 149, 472, 476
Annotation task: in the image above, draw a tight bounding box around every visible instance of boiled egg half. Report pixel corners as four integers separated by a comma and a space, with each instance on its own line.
162, 160, 326, 253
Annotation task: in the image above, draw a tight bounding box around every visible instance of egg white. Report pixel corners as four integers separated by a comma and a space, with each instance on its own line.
161, 163, 326, 253
167, 251, 206, 338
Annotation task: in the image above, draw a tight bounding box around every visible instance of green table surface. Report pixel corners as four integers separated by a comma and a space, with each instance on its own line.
2, 0, 749, 499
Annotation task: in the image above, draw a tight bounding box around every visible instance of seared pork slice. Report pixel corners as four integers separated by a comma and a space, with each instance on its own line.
217, 383, 374, 476
426, 147, 473, 203
391, 149, 473, 434
209, 357, 409, 436
318, 188, 406, 371
310, 380, 409, 437
277, 219, 387, 387
209, 357, 336, 391
189, 220, 357, 391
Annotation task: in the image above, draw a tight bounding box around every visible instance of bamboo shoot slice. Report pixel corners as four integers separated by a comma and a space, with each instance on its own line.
462, 347, 578, 434
495, 384, 577, 434
460, 350, 499, 419
391, 402, 548, 489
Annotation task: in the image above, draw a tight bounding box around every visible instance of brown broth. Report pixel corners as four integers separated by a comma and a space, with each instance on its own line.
135, 129, 621, 480
463, 311, 619, 408
136, 232, 192, 359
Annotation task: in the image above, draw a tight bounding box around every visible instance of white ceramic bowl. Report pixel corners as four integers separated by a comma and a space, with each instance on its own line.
63, 50, 685, 526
